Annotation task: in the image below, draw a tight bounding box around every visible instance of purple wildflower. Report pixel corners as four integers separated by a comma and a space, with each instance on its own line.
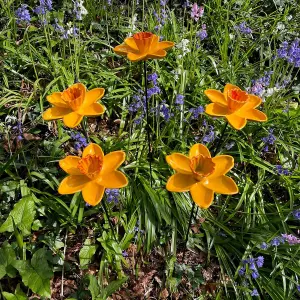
234, 22, 252, 35
148, 73, 158, 85
260, 242, 268, 250
281, 234, 300, 245
292, 209, 300, 220
262, 128, 276, 152
277, 40, 300, 67
203, 125, 215, 144
122, 250, 128, 257
251, 289, 259, 296
105, 189, 120, 204
175, 94, 184, 105
13, 121, 23, 141
191, 3, 204, 22
15, 4, 31, 24
238, 267, 246, 276
160, 101, 173, 121
34, 0, 53, 15
70, 132, 88, 150
275, 165, 291, 176
196, 24, 208, 40
256, 256, 264, 268
189, 106, 204, 119
297, 285, 300, 292
251, 270, 260, 279
271, 237, 283, 246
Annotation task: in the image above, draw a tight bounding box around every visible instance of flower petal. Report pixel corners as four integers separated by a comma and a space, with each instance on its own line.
226, 114, 247, 130
98, 171, 128, 188
83, 143, 104, 158
166, 173, 196, 192
157, 41, 175, 50
209, 155, 234, 179
102, 151, 125, 173
237, 108, 267, 122
82, 181, 105, 206
82, 88, 105, 108
63, 112, 83, 128
113, 44, 133, 55
127, 52, 147, 62
189, 143, 211, 158
43, 107, 72, 120
237, 95, 262, 115
58, 175, 89, 194
59, 156, 82, 175
47, 92, 68, 108
166, 154, 192, 174
148, 49, 167, 59
190, 183, 214, 209
204, 90, 227, 105
124, 37, 139, 51
205, 103, 230, 116
204, 175, 238, 195
78, 103, 105, 116
223, 83, 241, 100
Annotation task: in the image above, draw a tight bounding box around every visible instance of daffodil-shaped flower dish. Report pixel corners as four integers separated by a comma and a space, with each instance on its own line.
205, 84, 267, 130
166, 143, 239, 209
58, 143, 128, 206
113, 32, 174, 62
43, 83, 105, 128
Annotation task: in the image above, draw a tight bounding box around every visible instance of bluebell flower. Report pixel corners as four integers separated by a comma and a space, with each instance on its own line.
251, 270, 260, 279
203, 125, 215, 144
196, 24, 208, 40
262, 128, 276, 152
147, 73, 158, 85
292, 209, 300, 220
189, 106, 204, 119
271, 237, 283, 246
159, 101, 173, 121
105, 189, 119, 204
147, 86, 161, 97
34, 0, 52, 15
13, 121, 23, 141
260, 242, 268, 250
297, 285, 300, 292
277, 40, 300, 67
175, 94, 184, 105
122, 250, 128, 257
53, 18, 65, 33
15, 4, 31, 24
70, 132, 88, 150
275, 165, 291, 176
251, 289, 259, 296
256, 256, 264, 268
234, 22, 252, 35
238, 267, 246, 276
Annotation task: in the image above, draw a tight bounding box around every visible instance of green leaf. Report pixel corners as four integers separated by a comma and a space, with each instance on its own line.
2, 284, 28, 300
0, 242, 17, 279
79, 238, 97, 269
103, 276, 128, 298
12, 248, 53, 298
0, 196, 36, 236
87, 274, 101, 300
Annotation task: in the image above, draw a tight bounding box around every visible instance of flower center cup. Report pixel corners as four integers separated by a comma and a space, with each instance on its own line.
77, 155, 103, 180
227, 88, 249, 112
133, 32, 154, 53
190, 155, 216, 181
61, 86, 84, 111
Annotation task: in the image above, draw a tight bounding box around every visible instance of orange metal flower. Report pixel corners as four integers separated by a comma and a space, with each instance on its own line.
58, 143, 128, 206
166, 144, 238, 209
113, 32, 174, 62
205, 84, 267, 130
43, 83, 105, 128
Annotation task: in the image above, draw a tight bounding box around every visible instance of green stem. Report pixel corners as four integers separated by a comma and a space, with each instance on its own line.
102, 200, 118, 242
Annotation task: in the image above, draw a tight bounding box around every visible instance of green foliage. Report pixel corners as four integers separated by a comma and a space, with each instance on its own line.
0, 242, 17, 280
79, 238, 97, 269
13, 248, 54, 298
2, 285, 28, 300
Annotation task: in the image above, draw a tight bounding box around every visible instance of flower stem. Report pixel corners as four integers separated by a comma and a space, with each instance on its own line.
102, 199, 118, 242
212, 122, 228, 156
143, 60, 153, 187
81, 118, 90, 143
182, 201, 196, 263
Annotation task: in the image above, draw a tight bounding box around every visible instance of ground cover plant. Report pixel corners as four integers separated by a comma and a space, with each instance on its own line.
1, 0, 300, 299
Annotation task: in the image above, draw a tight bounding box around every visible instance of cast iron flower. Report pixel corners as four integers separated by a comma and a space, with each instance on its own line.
205, 84, 267, 130
166, 143, 238, 208
113, 32, 174, 62
58, 143, 128, 205
43, 83, 105, 128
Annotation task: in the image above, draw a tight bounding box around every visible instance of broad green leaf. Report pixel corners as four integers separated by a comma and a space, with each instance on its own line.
87, 274, 100, 300
0, 196, 36, 235
103, 276, 128, 299
79, 238, 97, 269
12, 248, 53, 298
2, 284, 27, 300
0, 242, 16, 279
